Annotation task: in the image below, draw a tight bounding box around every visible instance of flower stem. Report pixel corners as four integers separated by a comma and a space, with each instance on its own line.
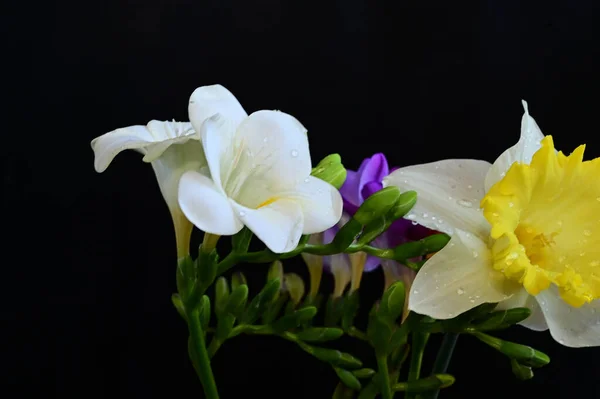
186, 307, 219, 399
376, 354, 393, 399
406, 332, 429, 399
202, 233, 220, 253
421, 333, 459, 399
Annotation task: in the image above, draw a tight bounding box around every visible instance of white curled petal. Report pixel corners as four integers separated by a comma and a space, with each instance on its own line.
383, 159, 491, 239
224, 110, 311, 206
496, 288, 548, 331
188, 84, 247, 134
199, 114, 237, 191
536, 288, 600, 348
232, 199, 304, 254
408, 229, 519, 319
178, 170, 243, 235
484, 100, 545, 190
282, 176, 343, 234
142, 121, 196, 162
91, 125, 155, 172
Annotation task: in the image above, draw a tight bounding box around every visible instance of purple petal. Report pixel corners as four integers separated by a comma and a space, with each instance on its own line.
358, 154, 389, 202
361, 181, 383, 200
363, 255, 382, 272
339, 170, 361, 209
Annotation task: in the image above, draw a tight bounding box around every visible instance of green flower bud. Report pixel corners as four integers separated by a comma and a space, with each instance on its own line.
378, 281, 406, 324
352, 368, 376, 379
283, 273, 306, 306
295, 327, 344, 342
474, 308, 532, 331
231, 272, 247, 291
198, 295, 211, 331
472, 332, 550, 368
225, 284, 248, 316
272, 306, 318, 333
171, 293, 186, 321
354, 187, 401, 226
240, 277, 280, 325
334, 367, 362, 391
393, 374, 455, 392
214, 276, 230, 315
311, 153, 347, 189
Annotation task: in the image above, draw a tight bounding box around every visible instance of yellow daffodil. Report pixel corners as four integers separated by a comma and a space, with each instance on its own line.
383, 101, 600, 347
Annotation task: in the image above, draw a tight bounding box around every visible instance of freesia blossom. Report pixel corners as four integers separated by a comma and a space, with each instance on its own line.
323, 154, 436, 293
91, 119, 206, 258
178, 86, 343, 253
383, 101, 600, 347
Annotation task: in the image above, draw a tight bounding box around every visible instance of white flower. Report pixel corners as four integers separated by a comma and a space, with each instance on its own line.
383, 101, 600, 347
177, 86, 343, 253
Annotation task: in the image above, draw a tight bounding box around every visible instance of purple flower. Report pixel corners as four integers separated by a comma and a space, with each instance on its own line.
325, 153, 436, 272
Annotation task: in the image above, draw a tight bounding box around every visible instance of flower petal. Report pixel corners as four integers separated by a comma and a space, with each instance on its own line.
383, 159, 492, 239
142, 121, 196, 162
339, 170, 361, 210
536, 288, 600, 348
178, 170, 243, 235
232, 199, 304, 253
281, 176, 343, 235
224, 110, 311, 207
484, 100, 545, 191
408, 229, 519, 319
495, 287, 548, 331
188, 84, 247, 134
91, 125, 156, 172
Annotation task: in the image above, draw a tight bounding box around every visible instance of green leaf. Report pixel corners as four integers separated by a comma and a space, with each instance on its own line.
311, 153, 347, 189
352, 368, 376, 379
231, 227, 253, 253
283, 273, 306, 306
353, 186, 401, 226
197, 247, 219, 293
224, 284, 249, 317
262, 291, 289, 324
325, 295, 346, 327
341, 291, 360, 331
334, 367, 362, 391
309, 347, 363, 369
472, 332, 550, 368
241, 278, 281, 325
214, 276, 230, 315
231, 272, 247, 292
367, 312, 394, 355
215, 314, 235, 341
511, 359, 534, 380
198, 295, 211, 331
295, 327, 344, 342
171, 293, 186, 321
331, 218, 363, 251
272, 306, 318, 333
393, 374, 455, 392
378, 281, 405, 324
473, 308, 532, 331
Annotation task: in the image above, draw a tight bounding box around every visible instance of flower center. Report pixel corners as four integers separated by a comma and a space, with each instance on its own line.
481, 136, 600, 307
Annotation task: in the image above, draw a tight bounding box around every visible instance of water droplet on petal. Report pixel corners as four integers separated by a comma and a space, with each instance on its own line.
467, 184, 473, 189
457, 288, 465, 295
469, 298, 475, 303
596, 197, 600, 202
584, 229, 592, 237
558, 256, 566, 263
413, 289, 419, 295
590, 260, 599, 267
580, 251, 586, 257
291, 149, 299, 157
263, 137, 269, 143
457, 199, 472, 208
438, 219, 444, 224
411, 221, 418, 225
238, 211, 246, 217
508, 202, 514, 208
304, 177, 310, 183
472, 251, 479, 258
407, 214, 416, 220
422, 213, 429, 218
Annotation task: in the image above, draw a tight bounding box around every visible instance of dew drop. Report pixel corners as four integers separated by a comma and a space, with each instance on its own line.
590, 261, 599, 267
472, 251, 479, 258
457, 199, 473, 208
470, 298, 476, 303
584, 229, 592, 237
507, 252, 519, 260
558, 255, 566, 263
475, 295, 481, 299
557, 220, 563, 227
447, 312, 454, 318
526, 227, 534, 234
238, 211, 246, 217
263, 137, 269, 143
580, 251, 586, 257
291, 149, 299, 157
422, 213, 429, 218
413, 289, 419, 295
448, 196, 453, 200
304, 177, 310, 183
596, 197, 600, 202
508, 202, 514, 208
467, 184, 473, 189
411, 221, 418, 225
457, 288, 465, 295
492, 212, 499, 217
438, 219, 444, 224
407, 214, 416, 220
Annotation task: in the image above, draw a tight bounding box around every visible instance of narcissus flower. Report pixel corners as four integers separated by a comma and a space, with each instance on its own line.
178, 86, 343, 254
384, 101, 600, 347
91, 119, 206, 258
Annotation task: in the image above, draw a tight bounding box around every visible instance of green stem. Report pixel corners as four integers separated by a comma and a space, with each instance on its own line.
376, 355, 393, 399
421, 333, 459, 399
347, 326, 369, 341
406, 332, 429, 399
186, 307, 220, 399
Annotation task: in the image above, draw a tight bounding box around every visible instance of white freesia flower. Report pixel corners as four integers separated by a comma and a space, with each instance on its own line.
383, 101, 600, 347
178, 86, 343, 253
91, 85, 247, 257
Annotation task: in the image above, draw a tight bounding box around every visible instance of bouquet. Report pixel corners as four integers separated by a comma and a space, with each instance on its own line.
91, 84, 599, 398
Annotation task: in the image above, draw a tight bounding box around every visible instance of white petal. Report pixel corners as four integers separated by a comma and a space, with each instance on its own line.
199, 113, 237, 191
408, 229, 518, 319
232, 199, 304, 253
223, 110, 312, 206
536, 288, 600, 348
177, 170, 243, 235
495, 287, 548, 331
383, 159, 491, 239
142, 121, 196, 162
484, 100, 545, 191
280, 176, 343, 234
91, 125, 155, 172
188, 84, 248, 135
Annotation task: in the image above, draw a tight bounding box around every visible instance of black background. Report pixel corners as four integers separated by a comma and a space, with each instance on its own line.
5, 0, 599, 398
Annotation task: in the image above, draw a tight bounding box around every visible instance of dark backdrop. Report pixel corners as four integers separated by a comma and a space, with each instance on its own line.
5, 0, 599, 398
